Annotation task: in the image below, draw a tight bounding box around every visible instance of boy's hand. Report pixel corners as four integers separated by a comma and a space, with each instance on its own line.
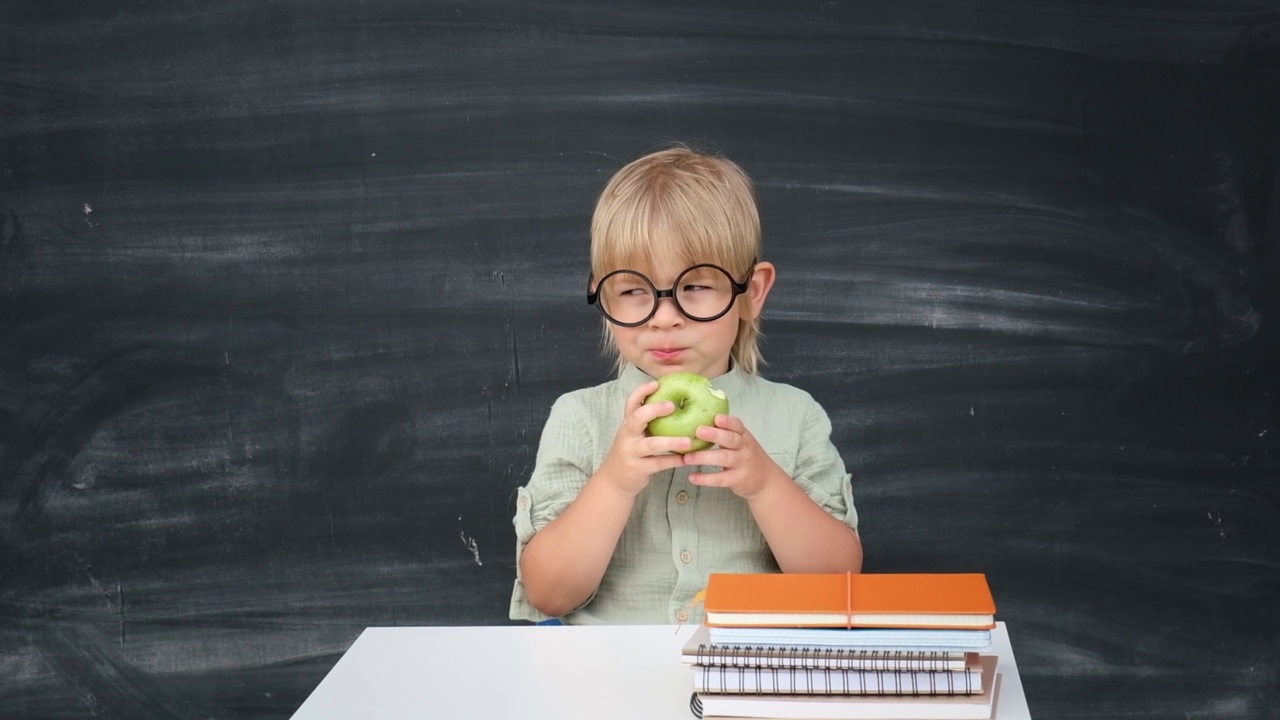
596, 381, 693, 497
681, 414, 785, 499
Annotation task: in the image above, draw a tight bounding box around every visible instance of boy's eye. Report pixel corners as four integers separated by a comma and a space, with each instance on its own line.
682, 284, 711, 293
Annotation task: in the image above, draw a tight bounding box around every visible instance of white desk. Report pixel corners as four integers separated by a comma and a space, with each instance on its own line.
292, 621, 1032, 719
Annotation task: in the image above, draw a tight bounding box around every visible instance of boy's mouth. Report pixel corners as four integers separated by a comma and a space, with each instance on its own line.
650, 348, 684, 361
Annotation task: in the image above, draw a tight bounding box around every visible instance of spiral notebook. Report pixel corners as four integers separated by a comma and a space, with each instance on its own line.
690, 656, 1001, 720
692, 652, 985, 696
682, 623, 974, 671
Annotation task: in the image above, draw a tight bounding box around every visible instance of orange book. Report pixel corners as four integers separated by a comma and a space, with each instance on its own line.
703, 572, 996, 629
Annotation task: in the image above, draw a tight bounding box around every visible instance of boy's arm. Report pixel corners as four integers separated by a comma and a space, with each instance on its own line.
518, 474, 638, 617
743, 465, 863, 573
519, 381, 689, 618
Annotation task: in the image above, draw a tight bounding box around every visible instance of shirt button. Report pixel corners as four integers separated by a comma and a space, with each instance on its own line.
676, 491, 689, 504
679, 550, 692, 564
676, 609, 690, 622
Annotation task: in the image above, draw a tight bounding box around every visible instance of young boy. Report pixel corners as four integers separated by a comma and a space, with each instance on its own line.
510, 145, 862, 624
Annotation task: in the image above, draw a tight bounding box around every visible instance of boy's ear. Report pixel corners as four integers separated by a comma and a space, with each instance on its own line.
741, 261, 776, 320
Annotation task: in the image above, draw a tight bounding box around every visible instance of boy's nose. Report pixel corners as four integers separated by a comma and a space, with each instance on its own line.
648, 295, 685, 327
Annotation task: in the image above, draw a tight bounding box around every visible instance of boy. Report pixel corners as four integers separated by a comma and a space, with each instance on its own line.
510, 145, 862, 624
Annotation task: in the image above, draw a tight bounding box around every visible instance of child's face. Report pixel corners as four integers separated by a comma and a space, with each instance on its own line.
604, 258, 757, 379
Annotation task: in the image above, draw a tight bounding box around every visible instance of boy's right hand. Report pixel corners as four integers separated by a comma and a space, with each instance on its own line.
595, 381, 692, 496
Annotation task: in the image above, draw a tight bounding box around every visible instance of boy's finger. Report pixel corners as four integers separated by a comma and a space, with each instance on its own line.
631, 400, 675, 432
622, 382, 662, 432
683, 448, 730, 468
713, 414, 743, 432
695, 425, 736, 450
643, 435, 692, 456
641, 450, 689, 473
625, 381, 660, 412
688, 467, 730, 487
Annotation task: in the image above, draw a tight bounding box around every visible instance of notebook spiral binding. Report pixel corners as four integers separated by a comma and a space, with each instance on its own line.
689, 691, 703, 719
693, 662, 978, 696
694, 643, 963, 672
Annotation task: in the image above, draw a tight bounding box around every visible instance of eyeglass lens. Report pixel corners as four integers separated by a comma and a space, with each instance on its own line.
595, 266, 736, 325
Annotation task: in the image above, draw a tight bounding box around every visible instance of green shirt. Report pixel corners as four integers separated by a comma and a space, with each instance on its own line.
509, 363, 859, 625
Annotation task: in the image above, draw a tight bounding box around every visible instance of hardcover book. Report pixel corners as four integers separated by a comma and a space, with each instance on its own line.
703, 572, 996, 629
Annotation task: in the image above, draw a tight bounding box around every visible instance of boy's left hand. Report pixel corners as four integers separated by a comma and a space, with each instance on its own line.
681, 414, 784, 499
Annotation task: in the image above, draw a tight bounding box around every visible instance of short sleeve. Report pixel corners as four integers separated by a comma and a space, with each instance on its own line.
509, 394, 598, 622
790, 397, 859, 531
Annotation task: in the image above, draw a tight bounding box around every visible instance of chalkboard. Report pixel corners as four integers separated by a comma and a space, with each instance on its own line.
2, 2, 1277, 718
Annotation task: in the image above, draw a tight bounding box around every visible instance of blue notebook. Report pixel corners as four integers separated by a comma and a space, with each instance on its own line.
707, 626, 992, 650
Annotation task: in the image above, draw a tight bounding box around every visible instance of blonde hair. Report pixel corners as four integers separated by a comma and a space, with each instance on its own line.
590, 145, 765, 375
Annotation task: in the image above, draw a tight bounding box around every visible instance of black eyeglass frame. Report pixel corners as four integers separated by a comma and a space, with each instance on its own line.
586, 261, 756, 327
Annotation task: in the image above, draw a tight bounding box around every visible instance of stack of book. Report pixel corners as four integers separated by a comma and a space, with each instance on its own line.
683, 572, 1001, 720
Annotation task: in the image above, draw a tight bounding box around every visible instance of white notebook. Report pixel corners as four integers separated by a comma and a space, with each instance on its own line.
693, 653, 985, 696
708, 626, 992, 650
693, 656, 1000, 720
683, 624, 973, 671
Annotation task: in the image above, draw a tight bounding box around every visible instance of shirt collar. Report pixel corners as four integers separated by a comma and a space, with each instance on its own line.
620, 363, 746, 399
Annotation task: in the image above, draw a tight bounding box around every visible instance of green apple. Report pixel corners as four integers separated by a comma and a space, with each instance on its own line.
644, 371, 730, 453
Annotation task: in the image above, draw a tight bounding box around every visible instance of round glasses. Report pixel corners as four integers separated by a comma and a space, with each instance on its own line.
587, 263, 754, 327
